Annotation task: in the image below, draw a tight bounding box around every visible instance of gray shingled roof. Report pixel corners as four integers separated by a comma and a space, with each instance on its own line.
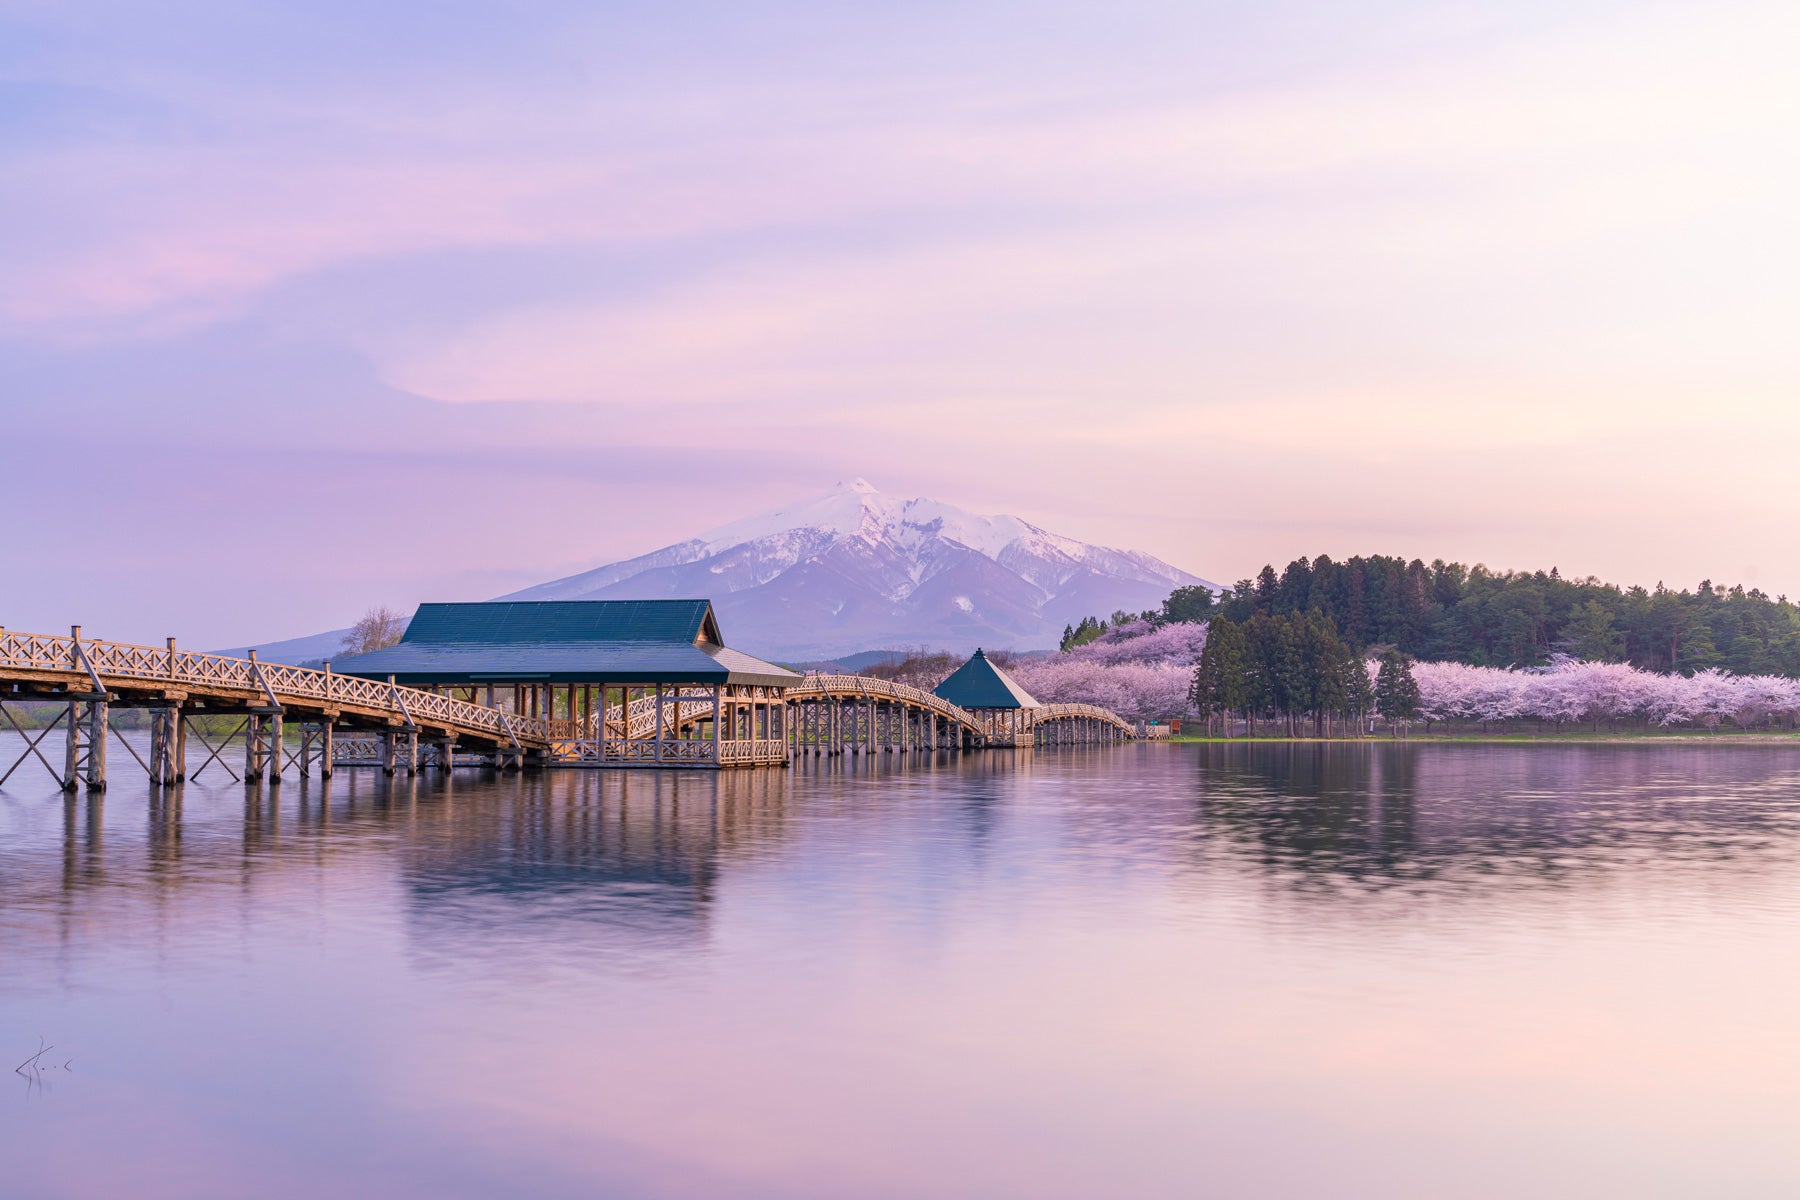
932, 649, 1040, 709
334, 600, 798, 687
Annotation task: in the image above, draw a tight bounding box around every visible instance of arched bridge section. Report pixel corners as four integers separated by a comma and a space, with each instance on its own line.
1021, 703, 1139, 742
555, 674, 1134, 756
782, 673, 991, 753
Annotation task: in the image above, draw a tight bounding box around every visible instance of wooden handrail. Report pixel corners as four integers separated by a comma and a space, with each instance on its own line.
0, 628, 553, 745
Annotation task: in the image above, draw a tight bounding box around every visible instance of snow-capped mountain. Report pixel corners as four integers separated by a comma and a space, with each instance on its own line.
495, 479, 1215, 659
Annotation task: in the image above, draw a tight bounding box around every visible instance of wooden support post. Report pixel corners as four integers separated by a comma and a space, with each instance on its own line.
150, 707, 168, 786
267, 710, 283, 784
85, 720, 106, 792
151, 704, 183, 786
174, 710, 188, 780
655, 683, 666, 762
81, 697, 106, 792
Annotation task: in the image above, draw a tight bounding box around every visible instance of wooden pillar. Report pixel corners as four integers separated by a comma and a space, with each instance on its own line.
150, 707, 167, 784
655, 683, 666, 762
711, 685, 722, 764
150, 706, 170, 787
267, 710, 284, 784
61, 701, 80, 793
84, 699, 106, 791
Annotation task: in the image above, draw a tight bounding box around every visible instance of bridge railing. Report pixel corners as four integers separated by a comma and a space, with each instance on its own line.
1022, 703, 1138, 734
543, 689, 738, 742
0, 629, 551, 746
785, 674, 985, 732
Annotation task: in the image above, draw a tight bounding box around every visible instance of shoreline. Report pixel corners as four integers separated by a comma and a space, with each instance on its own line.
1167, 732, 1800, 745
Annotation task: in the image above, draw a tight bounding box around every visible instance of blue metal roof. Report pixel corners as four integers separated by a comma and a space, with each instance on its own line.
400, 600, 720, 646
333, 600, 797, 687
931, 649, 1040, 709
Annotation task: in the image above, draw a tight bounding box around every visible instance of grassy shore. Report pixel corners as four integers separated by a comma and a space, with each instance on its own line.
1168, 730, 1800, 745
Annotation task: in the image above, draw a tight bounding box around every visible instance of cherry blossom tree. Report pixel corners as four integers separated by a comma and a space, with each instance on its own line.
1411, 658, 1800, 731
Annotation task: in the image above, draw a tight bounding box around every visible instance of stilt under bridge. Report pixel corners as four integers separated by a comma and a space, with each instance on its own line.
0, 625, 1139, 792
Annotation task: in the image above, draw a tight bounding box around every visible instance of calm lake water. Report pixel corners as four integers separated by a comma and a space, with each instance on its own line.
4, 739, 1800, 1198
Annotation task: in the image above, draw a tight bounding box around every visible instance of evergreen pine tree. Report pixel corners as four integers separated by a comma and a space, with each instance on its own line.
1374, 650, 1421, 736
1345, 651, 1375, 735
1302, 611, 1352, 736
1191, 618, 1249, 736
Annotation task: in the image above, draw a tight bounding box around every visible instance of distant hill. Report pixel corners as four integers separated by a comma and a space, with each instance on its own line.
213, 626, 352, 666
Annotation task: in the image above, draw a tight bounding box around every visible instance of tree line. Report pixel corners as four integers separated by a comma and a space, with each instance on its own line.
1204, 556, 1800, 676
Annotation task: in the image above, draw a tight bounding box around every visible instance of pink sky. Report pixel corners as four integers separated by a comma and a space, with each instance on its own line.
2, 1, 1797, 646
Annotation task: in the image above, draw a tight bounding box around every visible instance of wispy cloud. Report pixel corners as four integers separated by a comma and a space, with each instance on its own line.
3, 0, 1797, 642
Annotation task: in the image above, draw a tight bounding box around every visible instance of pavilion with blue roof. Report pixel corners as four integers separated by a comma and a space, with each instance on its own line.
334, 599, 798, 767
932, 648, 1041, 744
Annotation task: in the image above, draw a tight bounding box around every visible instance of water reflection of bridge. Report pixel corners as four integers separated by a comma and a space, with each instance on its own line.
8, 769, 804, 961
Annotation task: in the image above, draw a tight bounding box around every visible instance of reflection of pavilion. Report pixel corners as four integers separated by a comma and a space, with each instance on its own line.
395, 770, 795, 958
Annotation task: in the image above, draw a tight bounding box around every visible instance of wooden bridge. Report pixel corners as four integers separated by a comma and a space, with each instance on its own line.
0, 626, 1139, 792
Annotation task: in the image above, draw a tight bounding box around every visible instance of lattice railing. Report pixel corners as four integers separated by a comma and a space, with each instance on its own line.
718, 739, 787, 764
1021, 703, 1139, 735
785, 674, 986, 734
0, 629, 552, 746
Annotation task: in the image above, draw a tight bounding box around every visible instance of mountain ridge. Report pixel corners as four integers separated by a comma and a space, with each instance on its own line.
495, 479, 1213, 658
225, 481, 1214, 662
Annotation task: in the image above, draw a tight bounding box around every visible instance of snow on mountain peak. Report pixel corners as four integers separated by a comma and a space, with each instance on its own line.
497, 480, 1216, 656
695, 480, 1046, 565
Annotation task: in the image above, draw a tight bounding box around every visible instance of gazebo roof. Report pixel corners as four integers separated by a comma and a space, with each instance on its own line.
333, 600, 799, 687
932, 648, 1040, 710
